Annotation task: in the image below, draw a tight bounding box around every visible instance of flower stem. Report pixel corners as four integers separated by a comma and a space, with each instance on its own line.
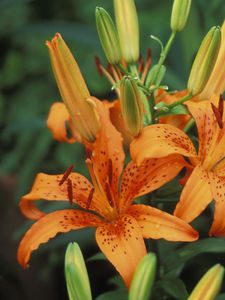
183, 118, 195, 132
167, 92, 193, 109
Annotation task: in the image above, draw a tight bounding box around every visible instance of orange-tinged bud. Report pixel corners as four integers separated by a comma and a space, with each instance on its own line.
46, 33, 100, 142
120, 76, 144, 137
114, 0, 139, 63
188, 264, 224, 300
200, 20, 225, 99
187, 26, 221, 96
170, 0, 192, 32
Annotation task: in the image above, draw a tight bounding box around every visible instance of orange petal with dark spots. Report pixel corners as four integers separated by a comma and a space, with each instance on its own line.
47, 102, 77, 143
95, 215, 146, 287
120, 154, 186, 211
186, 99, 221, 162
128, 204, 198, 241
174, 164, 212, 222
17, 209, 102, 268
130, 124, 197, 165
90, 100, 125, 199
208, 173, 225, 236
19, 172, 101, 220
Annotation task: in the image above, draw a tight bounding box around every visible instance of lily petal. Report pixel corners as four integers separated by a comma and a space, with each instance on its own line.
120, 154, 186, 211
186, 100, 220, 164
95, 214, 146, 287
47, 102, 77, 143
20, 172, 101, 220
128, 204, 198, 242
208, 173, 225, 236
174, 164, 212, 222
130, 124, 196, 165
90, 100, 125, 198
17, 209, 102, 268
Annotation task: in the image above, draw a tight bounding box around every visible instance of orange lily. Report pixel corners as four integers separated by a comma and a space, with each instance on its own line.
131, 96, 225, 236
17, 102, 198, 287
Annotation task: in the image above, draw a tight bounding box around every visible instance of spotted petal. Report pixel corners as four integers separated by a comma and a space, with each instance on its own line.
130, 124, 197, 165
95, 214, 146, 287
17, 209, 103, 268
208, 173, 225, 236
19, 172, 102, 220
174, 164, 212, 222
128, 204, 198, 242
120, 154, 186, 211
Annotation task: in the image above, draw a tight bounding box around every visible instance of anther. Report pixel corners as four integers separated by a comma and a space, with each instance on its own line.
67, 178, 73, 205
86, 188, 94, 210
59, 164, 74, 186
94, 56, 104, 77
211, 102, 223, 129
108, 159, 113, 185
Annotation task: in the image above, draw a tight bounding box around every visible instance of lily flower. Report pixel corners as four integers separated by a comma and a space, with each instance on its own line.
131, 96, 225, 236
17, 104, 198, 287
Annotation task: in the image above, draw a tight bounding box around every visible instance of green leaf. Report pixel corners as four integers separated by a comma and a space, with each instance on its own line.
96, 289, 128, 300
163, 238, 225, 272
157, 276, 189, 300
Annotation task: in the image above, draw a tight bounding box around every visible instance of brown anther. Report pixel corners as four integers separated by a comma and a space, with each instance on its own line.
59, 164, 74, 186
211, 102, 223, 129
85, 148, 92, 160
67, 178, 73, 205
86, 188, 94, 210
219, 94, 224, 118
105, 183, 114, 207
108, 159, 113, 185
138, 55, 144, 73
94, 56, 104, 77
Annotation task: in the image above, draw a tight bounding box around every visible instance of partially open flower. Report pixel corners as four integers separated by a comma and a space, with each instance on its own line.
46, 33, 100, 143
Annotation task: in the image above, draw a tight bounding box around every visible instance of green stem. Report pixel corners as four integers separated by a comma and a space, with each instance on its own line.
116, 63, 131, 76
153, 31, 176, 86
183, 118, 195, 132
129, 63, 139, 78
167, 92, 193, 109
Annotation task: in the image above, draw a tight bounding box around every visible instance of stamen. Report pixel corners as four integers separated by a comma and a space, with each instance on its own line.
67, 178, 73, 205
211, 102, 223, 129
94, 56, 104, 76
138, 55, 144, 73
105, 183, 114, 207
108, 158, 113, 185
219, 94, 224, 118
85, 148, 92, 160
59, 164, 74, 185
86, 188, 94, 210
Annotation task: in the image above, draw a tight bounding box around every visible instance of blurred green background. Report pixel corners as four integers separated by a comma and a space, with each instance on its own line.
0, 0, 225, 299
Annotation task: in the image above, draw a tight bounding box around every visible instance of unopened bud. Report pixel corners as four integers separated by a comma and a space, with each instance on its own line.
95, 7, 121, 64
187, 26, 221, 95
171, 0, 192, 32
120, 76, 144, 137
146, 64, 166, 88
65, 242, 92, 300
188, 264, 224, 300
114, 0, 139, 63
129, 253, 156, 300
46, 33, 100, 143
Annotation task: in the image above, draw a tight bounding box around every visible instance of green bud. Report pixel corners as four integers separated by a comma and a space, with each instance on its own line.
188, 264, 224, 300
114, 0, 139, 63
188, 26, 221, 95
65, 242, 92, 300
120, 76, 144, 137
170, 0, 192, 32
95, 7, 121, 64
129, 253, 157, 300
146, 64, 166, 88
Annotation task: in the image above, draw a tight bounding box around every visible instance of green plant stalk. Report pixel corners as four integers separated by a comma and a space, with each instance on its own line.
167, 92, 192, 109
